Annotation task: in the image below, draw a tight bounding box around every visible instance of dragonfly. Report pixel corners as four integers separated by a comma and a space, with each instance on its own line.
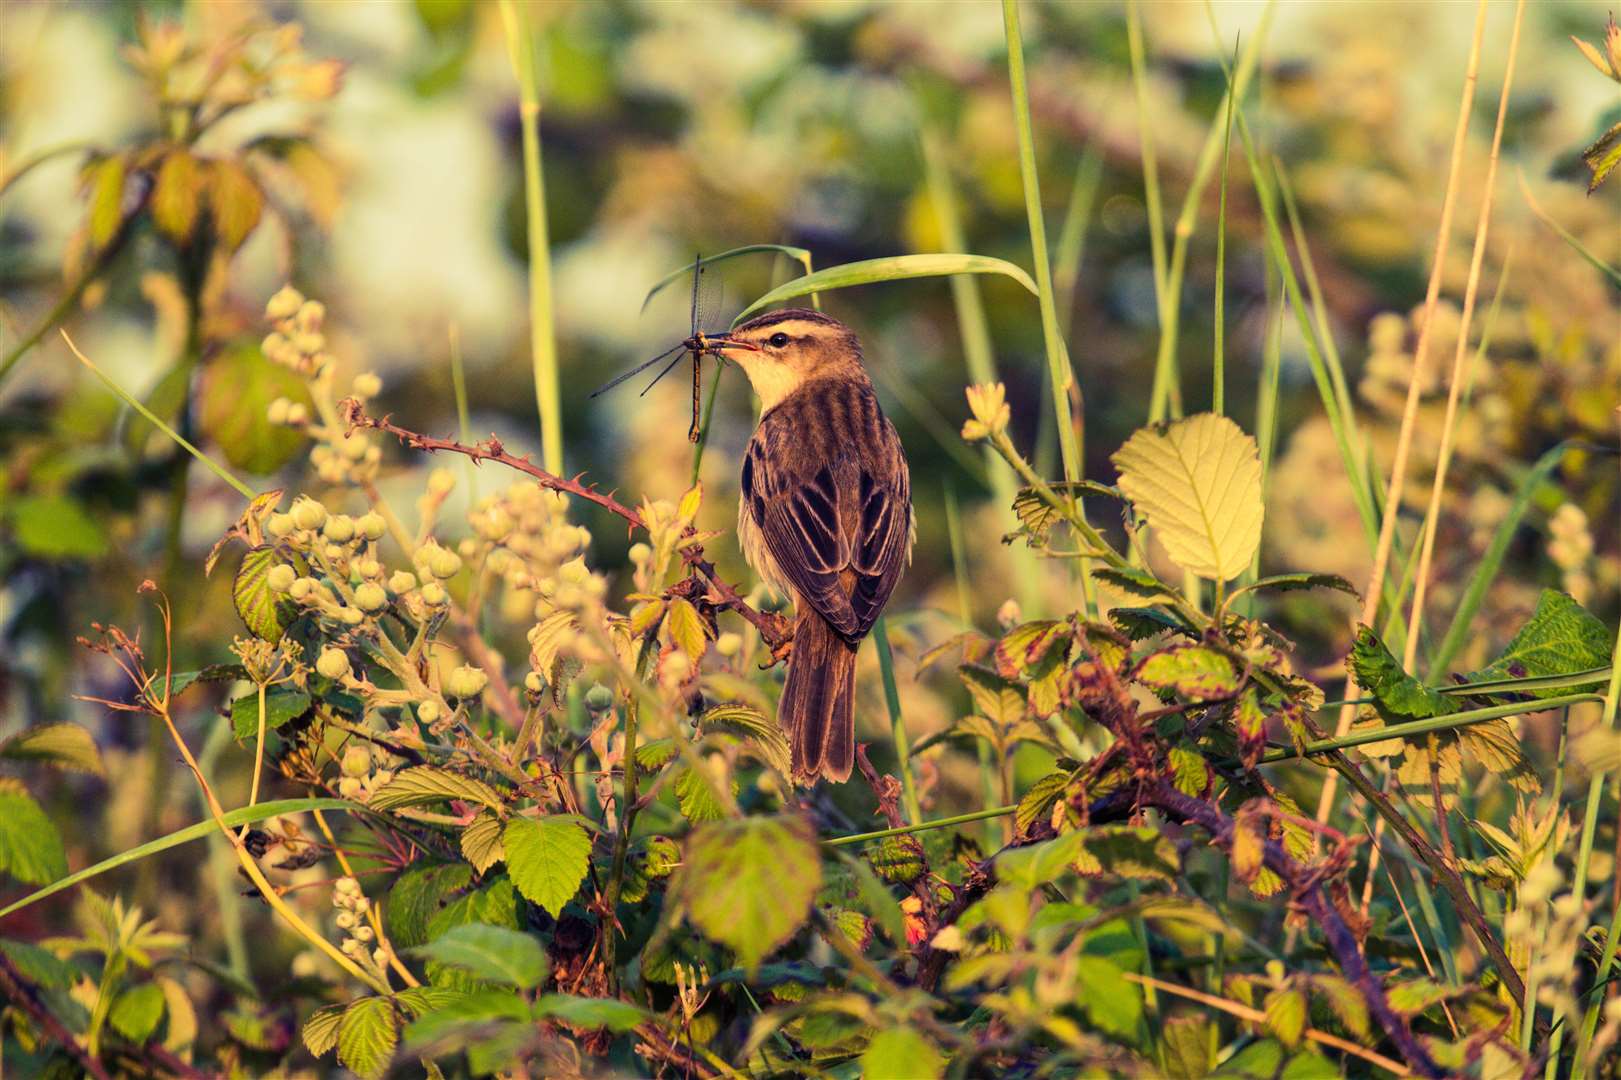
591, 253, 733, 443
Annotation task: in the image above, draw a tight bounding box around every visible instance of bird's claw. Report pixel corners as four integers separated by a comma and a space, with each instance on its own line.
758, 614, 795, 667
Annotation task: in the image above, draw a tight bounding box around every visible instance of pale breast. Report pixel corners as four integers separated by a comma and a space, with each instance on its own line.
737, 493, 795, 602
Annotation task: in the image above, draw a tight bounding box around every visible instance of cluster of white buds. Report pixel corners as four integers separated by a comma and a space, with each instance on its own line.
335, 742, 395, 803
1358, 303, 1459, 415
1548, 503, 1595, 604
331, 877, 389, 974
261, 284, 384, 485
264, 495, 394, 635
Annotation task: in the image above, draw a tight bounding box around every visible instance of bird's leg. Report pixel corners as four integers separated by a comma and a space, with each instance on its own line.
759, 612, 795, 667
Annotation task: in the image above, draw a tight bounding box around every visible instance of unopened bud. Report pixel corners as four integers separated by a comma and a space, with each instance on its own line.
291, 497, 327, 531
322, 515, 355, 543
267, 564, 298, 592
428, 547, 462, 579
354, 582, 388, 612
352, 372, 383, 399
357, 512, 387, 541
341, 744, 372, 777
444, 664, 488, 699
265, 285, 304, 320
388, 571, 417, 595
584, 684, 614, 712
417, 700, 442, 725
316, 647, 351, 681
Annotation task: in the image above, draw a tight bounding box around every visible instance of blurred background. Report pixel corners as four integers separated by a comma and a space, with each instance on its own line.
1, 0, 1617, 907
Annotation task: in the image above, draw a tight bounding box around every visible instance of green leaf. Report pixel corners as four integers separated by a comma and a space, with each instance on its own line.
165, 664, 248, 698
1311, 974, 1369, 1040
665, 597, 708, 660
401, 989, 528, 1046
109, 982, 166, 1044
1463, 590, 1612, 698
0, 723, 104, 775
410, 924, 548, 990
865, 835, 926, 885
1074, 826, 1182, 882
958, 666, 1026, 726
1016, 771, 1069, 835
1580, 118, 1621, 192
302, 1003, 344, 1057
1350, 627, 1458, 720
1110, 606, 1192, 641
460, 812, 505, 875
733, 253, 1039, 324
861, 1027, 944, 1080
386, 862, 475, 950
205, 159, 264, 251
996, 830, 1086, 890
531, 994, 647, 1032
5, 494, 108, 559
1229, 573, 1357, 601
1095, 566, 1177, 599
336, 996, 398, 1080
370, 766, 505, 813
1076, 954, 1142, 1039
0, 780, 67, 885
1264, 987, 1307, 1047
1162, 1015, 1217, 1078
699, 702, 791, 777
197, 344, 311, 475
1010, 481, 1125, 542
233, 546, 295, 643
229, 688, 311, 740
1112, 413, 1264, 581
503, 817, 592, 918
682, 815, 820, 972
0, 797, 358, 921
995, 620, 1069, 677
0, 940, 77, 990
394, 986, 463, 1019
85, 153, 127, 248
833, 850, 908, 946
1168, 747, 1210, 797
675, 766, 731, 823
1138, 644, 1240, 700
152, 151, 203, 243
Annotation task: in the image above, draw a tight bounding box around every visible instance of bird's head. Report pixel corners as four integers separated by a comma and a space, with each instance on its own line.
700, 309, 864, 413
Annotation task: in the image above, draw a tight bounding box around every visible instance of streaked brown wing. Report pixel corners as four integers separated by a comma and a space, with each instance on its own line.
742, 390, 909, 642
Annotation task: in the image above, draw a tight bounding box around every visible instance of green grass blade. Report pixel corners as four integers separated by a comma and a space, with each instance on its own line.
872, 617, 922, 827
1212, 50, 1236, 416
0, 798, 360, 921
1054, 147, 1104, 342
1519, 171, 1621, 289
643, 244, 813, 312
731, 254, 1037, 325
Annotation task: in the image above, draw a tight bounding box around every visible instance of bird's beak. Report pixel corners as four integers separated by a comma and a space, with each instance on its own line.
690, 332, 759, 354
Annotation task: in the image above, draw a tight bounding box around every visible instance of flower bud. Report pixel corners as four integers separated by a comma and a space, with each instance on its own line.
286, 403, 309, 426
339, 434, 369, 462
337, 776, 364, 800
267, 564, 298, 592
356, 558, 382, 579
316, 646, 351, 681
419, 582, 448, 607
353, 925, 374, 944
428, 547, 462, 579
352, 372, 383, 399
372, 947, 390, 968
474, 506, 513, 541
267, 397, 291, 425
358, 512, 387, 541
322, 515, 355, 543
584, 684, 614, 712
288, 577, 315, 601
628, 542, 652, 565
335, 911, 357, 929
338, 606, 365, 626
427, 468, 455, 496
265, 285, 304, 320
524, 671, 545, 694
716, 632, 742, 657
417, 700, 442, 725
291, 497, 327, 531
962, 382, 1011, 442
354, 582, 388, 612
341, 744, 372, 777
388, 571, 417, 595
444, 664, 488, 699
267, 513, 295, 539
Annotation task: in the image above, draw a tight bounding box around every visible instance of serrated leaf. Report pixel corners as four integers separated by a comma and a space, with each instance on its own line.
1350, 627, 1458, 720
303, 1003, 344, 1057
1016, 771, 1070, 835
532, 994, 647, 1032
1096, 566, 1175, 599
1456, 719, 1539, 793
205, 159, 263, 251
1076, 954, 1143, 1038
1109, 606, 1191, 641
1463, 590, 1612, 697
233, 546, 295, 643
1236, 572, 1357, 598
1075, 826, 1181, 881
675, 766, 731, 823
1311, 974, 1369, 1039
1264, 987, 1307, 1047
461, 812, 505, 874
865, 835, 926, 885
1162, 1015, 1217, 1078
410, 924, 548, 990
665, 597, 708, 660
167, 664, 249, 698
394, 986, 463, 1019
1112, 413, 1263, 581
85, 153, 127, 248
1581, 119, 1621, 193
958, 665, 1026, 726
677, 481, 703, 524
153, 151, 203, 243
401, 988, 529, 1048
1168, 747, 1210, 797
0, 940, 76, 990
0, 723, 104, 775
862, 1027, 944, 1080
503, 817, 592, 918
699, 702, 790, 776
337, 996, 398, 1080
370, 767, 504, 813
110, 982, 166, 1043
386, 862, 474, 949
995, 620, 1069, 677
229, 688, 311, 740
198, 344, 312, 475
1138, 644, 1240, 700
682, 815, 820, 972
0, 780, 67, 885
1010, 481, 1123, 542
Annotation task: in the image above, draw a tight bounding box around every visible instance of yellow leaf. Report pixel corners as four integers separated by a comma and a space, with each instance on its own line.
677, 482, 702, 526
207, 159, 264, 251
153, 151, 204, 243
666, 598, 708, 660
83, 155, 127, 249
1112, 413, 1263, 582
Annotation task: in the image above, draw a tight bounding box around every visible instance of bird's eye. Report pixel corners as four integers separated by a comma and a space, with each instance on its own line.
768, 332, 790, 348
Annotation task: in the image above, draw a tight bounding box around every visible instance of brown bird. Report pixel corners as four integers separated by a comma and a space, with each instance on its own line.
703, 309, 912, 784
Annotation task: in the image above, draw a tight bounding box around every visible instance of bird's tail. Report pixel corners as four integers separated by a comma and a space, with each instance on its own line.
779, 611, 858, 784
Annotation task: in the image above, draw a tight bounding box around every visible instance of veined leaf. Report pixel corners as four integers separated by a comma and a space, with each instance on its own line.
370, 767, 504, 813
1095, 566, 1176, 599
410, 924, 548, 990
1137, 644, 1241, 701
1010, 480, 1124, 543
233, 546, 296, 643
531, 994, 647, 1032
205, 159, 263, 251
110, 982, 166, 1043
1112, 413, 1264, 581
198, 344, 311, 475
303, 1003, 345, 1057
1462, 589, 1612, 698
460, 812, 505, 875
699, 702, 790, 777
0, 723, 104, 775
153, 150, 203, 243
681, 815, 819, 972
958, 665, 1026, 726
733, 253, 1039, 324
665, 597, 708, 660
503, 816, 592, 918
0, 780, 67, 885
229, 688, 311, 740
862, 1027, 944, 1080
386, 862, 475, 949
336, 996, 398, 1080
